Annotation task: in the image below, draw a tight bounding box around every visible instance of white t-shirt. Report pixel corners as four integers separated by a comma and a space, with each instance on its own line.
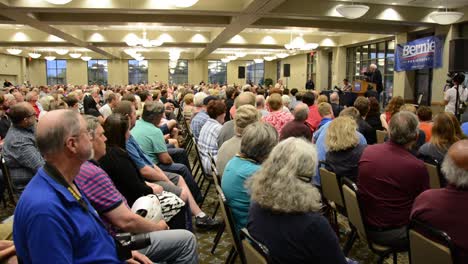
444, 85, 468, 114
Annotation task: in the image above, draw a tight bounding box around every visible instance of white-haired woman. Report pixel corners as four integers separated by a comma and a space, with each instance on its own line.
221, 122, 278, 233
246, 137, 348, 264
325, 116, 367, 182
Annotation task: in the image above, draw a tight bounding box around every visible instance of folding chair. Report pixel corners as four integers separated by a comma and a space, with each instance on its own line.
342, 178, 407, 264
240, 228, 270, 264
215, 185, 245, 263
408, 219, 455, 264
376, 130, 387, 144
0, 154, 16, 207
319, 167, 355, 256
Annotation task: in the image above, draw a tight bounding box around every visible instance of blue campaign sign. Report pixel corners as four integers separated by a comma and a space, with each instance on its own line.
395, 36, 444, 72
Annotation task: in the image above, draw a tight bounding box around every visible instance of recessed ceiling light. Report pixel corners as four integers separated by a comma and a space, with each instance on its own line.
45, 0, 72, 4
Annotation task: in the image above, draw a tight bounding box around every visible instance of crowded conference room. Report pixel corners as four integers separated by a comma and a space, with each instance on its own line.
1, 0, 468, 263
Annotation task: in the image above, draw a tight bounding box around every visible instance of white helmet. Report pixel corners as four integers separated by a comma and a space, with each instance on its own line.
131, 194, 163, 223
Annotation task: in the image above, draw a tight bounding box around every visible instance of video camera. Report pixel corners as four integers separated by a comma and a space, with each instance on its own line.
114, 209, 152, 260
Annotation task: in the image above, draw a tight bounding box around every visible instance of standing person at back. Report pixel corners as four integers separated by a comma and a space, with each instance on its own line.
358, 111, 429, 248
444, 73, 467, 118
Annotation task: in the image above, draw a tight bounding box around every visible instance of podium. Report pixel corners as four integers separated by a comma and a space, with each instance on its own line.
352, 80, 375, 96
340, 80, 377, 106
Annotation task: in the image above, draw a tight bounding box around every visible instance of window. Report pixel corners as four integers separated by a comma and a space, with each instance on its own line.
169, 60, 188, 85
276, 61, 281, 81
88, 60, 108, 85
346, 39, 395, 104
307, 53, 317, 84
46, 60, 67, 85
246, 61, 264, 85
208, 60, 227, 85
128, 60, 148, 85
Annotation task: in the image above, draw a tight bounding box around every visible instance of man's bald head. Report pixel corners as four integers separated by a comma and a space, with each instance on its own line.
442, 140, 468, 188
294, 103, 309, 122
36, 110, 81, 157
234, 92, 256, 109
330, 92, 339, 104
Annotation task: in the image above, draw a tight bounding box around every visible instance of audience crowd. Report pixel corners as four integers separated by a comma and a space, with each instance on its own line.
0, 79, 467, 263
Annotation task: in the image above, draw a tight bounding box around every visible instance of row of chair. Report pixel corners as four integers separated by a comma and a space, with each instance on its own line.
0, 154, 16, 208
320, 167, 456, 264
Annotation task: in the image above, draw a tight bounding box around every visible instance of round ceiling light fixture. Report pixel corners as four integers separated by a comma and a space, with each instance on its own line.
44, 56, 56, 61
429, 11, 464, 25
336, 4, 370, 19
174, 0, 199, 8
55, 49, 69, 55
28, 52, 41, 59
69, 53, 82, 58
81, 56, 92, 61
45, 0, 73, 4
7, 48, 22, 55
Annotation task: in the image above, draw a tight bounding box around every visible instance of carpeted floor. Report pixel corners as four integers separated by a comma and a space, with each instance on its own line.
192, 182, 409, 264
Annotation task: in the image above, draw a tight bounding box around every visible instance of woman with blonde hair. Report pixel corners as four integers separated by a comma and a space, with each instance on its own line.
247, 137, 348, 264
419, 112, 466, 163
325, 116, 366, 182
380, 96, 404, 130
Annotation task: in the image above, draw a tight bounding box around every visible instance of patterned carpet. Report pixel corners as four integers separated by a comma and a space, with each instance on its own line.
193, 183, 409, 264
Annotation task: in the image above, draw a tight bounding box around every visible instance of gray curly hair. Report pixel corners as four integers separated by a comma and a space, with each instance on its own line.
246, 137, 322, 213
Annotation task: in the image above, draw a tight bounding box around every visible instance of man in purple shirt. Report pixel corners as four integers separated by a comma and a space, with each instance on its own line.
358, 111, 429, 248
411, 140, 468, 263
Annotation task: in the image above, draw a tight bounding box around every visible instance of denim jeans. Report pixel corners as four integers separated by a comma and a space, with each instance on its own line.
138, 229, 198, 264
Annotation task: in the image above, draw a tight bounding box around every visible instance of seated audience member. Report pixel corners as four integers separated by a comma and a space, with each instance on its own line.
314, 107, 367, 185
190, 94, 216, 142
14, 110, 134, 263
280, 103, 312, 141
132, 102, 220, 223
2, 102, 44, 192
303, 92, 321, 132
224, 86, 238, 122
330, 92, 344, 118
247, 138, 348, 264
12, 91, 24, 103
182, 93, 195, 121
190, 91, 208, 121
417, 106, 433, 142
411, 140, 468, 264
400, 104, 426, 151
281, 95, 291, 112
354, 96, 376, 144
289, 88, 299, 109
256, 95, 269, 118
76, 115, 198, 262
0, 95, 11, 139
365, 97, 383, 131
419, 112, 465, 163
115, 101, 217, 228
63, 95, 80, 112
99, 92, 118, 119
135, 90, 153, 117
37, 95, 55, 119
317, 95, 328, 104
380, 96, 404, 130
317, 102, 333, 129
218, 92, 256, 147
83, 87, 101, 114
358, 111, 429, 248
198, 100, 226, 175
94, 114, 185, 227
217, 105, 260, 177
25, 91, 40, 118
262, 94, 293, 135
222, 122, 278, 233
325, 116, 366, 182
